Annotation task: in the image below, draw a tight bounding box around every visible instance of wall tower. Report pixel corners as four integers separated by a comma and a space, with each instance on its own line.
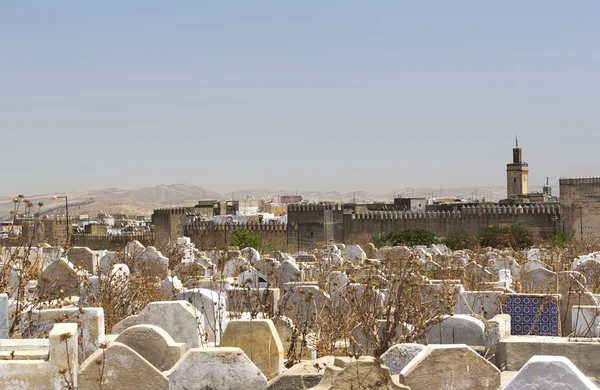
506, 137, 529, 198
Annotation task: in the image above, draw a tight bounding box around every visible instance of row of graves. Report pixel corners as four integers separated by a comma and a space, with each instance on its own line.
0, 239, 599, 388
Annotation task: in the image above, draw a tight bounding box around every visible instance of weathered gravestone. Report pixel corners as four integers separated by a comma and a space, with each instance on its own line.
67, 246, 98, 274
98, 251, 116, 275
0, 294, 7, 339
309, 356, 408, 390
522, 267, 557, 294
381, 343, 426, 375
115, 324, 186, 371
166, 347, 267, 390
172, 261, 206, 283
278, 285, 329, 328
111, 315, 138, 334
135, 247, 169, 279
267, 356, 335, 390
125, 240, 145, 255
426, 314, 486, 346
341, 245, 367, 265
504, 355, 597, 390
399, 344, 501, 389
219, 319, 284, 380
571, 305, 600, 337
560, 292, 597, 337
37, 258, 80, 300
575, 259, 600, 289
325, 271, 349, 294
276, 260, 304, 284
241, 246, 261, 265
136, 301, 200, 349
78, 342, 169, 390
175, 289, 228, 345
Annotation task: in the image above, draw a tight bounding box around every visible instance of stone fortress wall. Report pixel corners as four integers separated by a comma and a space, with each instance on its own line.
149, 202, 562, 250
559, 177, 600, 241
347, 203, 560, 240
185, 221, 287, 250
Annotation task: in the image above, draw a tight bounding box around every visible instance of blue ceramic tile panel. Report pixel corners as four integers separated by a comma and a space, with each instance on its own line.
502, 295, 559, 336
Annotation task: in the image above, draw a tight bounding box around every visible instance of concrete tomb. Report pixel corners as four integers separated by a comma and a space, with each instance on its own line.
19, 307, 105, 362
0, 323, 79, 390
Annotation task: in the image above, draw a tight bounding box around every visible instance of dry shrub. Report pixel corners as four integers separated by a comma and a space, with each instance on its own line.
89, 271, 168, 332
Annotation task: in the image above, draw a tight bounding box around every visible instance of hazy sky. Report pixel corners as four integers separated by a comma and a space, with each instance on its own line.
2, 1, 599, 196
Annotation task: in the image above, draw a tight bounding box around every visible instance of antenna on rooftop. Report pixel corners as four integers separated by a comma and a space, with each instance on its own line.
515, 135, 519, 148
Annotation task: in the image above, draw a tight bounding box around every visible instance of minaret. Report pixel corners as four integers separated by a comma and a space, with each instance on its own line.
506, 137, 529, 198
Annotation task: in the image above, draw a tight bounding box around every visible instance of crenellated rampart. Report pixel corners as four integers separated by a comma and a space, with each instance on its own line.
560, 176, 600, 240
347, 204, 560, 239
185, 221, 287, 250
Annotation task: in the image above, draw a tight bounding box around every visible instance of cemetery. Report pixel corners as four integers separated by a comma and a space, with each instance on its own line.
1, 236, 600, 389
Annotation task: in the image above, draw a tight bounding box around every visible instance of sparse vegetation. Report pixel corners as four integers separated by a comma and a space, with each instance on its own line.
478, 225, 534, 250
442, 229, 479, 250
230, 229, 260, 250
370, 228, 438, 248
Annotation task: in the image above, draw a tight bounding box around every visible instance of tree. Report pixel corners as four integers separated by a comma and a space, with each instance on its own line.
442, 229, 478, 250
230, 229, 260, 250
387, 228, 438, 247
478, 225, 533, 250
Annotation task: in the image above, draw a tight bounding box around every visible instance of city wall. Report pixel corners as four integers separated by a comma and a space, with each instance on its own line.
21, 219, 73, 247
560, 177, 600, 240
153, 208, 192, 248
347, 204, 560, 241
185, 221, 287, 250
287, 204, 342, 252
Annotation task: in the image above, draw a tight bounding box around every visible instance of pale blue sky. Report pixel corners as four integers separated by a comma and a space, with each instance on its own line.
2, 1, 599, 195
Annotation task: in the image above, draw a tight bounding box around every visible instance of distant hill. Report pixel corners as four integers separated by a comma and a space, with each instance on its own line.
0, 183, 547, 220
0, 184, 223, 220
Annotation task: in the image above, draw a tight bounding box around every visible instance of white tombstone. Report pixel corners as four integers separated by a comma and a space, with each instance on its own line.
111, 263, 131, 277
504, 355, 597, 390
498, 269, 513, 290
342, 245, 367, 265
175, 289, 228, 345
235, 268, 269, 289
276, 260, 304, 284
240, 247, 260, 265
0, 294, 8, 339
